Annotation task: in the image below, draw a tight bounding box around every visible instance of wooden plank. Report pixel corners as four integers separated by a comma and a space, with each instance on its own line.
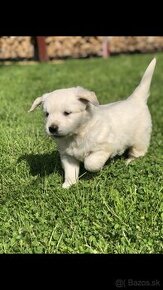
34, 36, 48, 62
102, 37, 111, 58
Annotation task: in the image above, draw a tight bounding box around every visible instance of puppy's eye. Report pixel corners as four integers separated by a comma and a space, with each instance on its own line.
45, 112, 49, 117
63, 111, 72, 116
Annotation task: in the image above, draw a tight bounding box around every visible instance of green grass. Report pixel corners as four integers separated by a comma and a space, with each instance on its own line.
0, 53, 162, 253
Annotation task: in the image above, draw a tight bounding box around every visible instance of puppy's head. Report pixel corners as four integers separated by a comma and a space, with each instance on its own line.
29, 86, 99, 138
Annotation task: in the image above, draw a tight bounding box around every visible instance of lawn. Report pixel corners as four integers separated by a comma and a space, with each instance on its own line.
0, 53, 162, 253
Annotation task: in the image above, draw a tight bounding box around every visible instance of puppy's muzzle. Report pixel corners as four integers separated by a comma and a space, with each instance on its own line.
49, 125, 58, 134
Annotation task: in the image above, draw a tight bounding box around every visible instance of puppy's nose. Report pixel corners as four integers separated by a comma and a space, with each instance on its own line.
49, 125, 58, 134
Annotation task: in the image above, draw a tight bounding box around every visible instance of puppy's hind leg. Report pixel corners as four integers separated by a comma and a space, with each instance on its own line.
61, 154, 80, 188
125, 144, 148, 165
126, 125, 151, 165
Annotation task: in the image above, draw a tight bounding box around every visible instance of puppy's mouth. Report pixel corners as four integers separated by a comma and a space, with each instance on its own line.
51, 133, 66, 138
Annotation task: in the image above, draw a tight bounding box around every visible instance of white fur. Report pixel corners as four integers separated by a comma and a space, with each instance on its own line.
29, 58, 156, 188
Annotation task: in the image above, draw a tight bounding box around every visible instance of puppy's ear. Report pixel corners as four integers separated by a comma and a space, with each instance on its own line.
28, 94, 47, 112
77, 86, 99, 106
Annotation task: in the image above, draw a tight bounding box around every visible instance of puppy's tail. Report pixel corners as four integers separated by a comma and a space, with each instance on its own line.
129, 58, 156, 103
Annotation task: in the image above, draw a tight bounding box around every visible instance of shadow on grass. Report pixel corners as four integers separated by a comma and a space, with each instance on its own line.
18, 151, 98, 181
18, 151, 62, 177
18, 149, 128, 181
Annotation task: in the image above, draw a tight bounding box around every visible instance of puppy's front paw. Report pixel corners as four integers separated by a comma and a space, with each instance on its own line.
62, 182, 72, 189
62, 179, 78, 189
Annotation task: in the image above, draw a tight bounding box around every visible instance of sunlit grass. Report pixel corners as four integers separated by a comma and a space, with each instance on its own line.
0, 53, 162, 253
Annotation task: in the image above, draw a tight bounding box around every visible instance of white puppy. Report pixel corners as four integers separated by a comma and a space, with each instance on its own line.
29, 58, 156, 188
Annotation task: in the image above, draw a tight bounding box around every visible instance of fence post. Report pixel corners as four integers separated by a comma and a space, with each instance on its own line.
33, 36, 48, 62
102, 37, 111, 58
